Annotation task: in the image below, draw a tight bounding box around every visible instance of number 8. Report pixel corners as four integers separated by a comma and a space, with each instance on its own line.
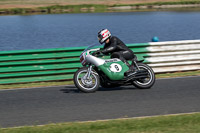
115, 65, 119, 71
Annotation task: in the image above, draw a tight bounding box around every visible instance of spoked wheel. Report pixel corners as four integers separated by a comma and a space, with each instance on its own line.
133, 63, 155, 89
73, 67, 100, 93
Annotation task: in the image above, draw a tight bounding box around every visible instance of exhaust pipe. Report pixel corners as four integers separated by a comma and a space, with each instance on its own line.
126, 70, 148, 81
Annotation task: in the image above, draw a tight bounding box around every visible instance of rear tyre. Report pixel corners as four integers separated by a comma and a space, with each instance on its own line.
73, 67, 100, 93
133, 63, 155, 89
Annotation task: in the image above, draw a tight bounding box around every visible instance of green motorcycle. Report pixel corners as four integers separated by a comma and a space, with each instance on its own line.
74, 44, 155, 93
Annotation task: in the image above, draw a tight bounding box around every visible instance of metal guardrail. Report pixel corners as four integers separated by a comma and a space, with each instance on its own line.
0, 39, 200, 84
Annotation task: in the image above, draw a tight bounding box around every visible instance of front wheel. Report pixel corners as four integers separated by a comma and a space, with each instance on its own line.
133, 63, 155, 89
73, 67, 100, 93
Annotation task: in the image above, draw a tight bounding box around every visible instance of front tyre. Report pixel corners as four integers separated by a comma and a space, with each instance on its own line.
133, 63, 155, 89
73, 67, 100, 93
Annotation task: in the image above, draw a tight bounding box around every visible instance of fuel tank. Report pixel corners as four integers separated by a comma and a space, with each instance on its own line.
98, 58, 129, 80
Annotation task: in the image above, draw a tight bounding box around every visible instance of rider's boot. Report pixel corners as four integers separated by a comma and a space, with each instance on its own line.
124, 61, 135, 75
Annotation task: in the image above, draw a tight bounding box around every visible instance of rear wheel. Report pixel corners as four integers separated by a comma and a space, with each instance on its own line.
73, 67, 100, 93
133, 63, 155, 89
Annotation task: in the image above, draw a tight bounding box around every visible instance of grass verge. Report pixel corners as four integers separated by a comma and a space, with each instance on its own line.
156, 70, 200, 78
114, 0, 200, 6
0, 70, 200, 90
1, 0, 200, 15
1, 112, 200, 133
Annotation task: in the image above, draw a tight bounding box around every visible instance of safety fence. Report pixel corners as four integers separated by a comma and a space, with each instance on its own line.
0, 39, 200, 84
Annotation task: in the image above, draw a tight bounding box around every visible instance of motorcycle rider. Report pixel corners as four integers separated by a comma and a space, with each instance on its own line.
97, 29, 135, 73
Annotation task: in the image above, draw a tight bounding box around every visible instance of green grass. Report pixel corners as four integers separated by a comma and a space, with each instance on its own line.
1, 113, 200, 133
0, 4, 108, 15
113, 0, 200, 6
0, 70, 200, 90
1, 0, 200, 15
156, 70, 200, 79
0, 80, 74, 90
38, 4, 108, 13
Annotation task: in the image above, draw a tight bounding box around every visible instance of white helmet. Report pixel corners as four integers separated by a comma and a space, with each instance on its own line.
98, 29, 111, 44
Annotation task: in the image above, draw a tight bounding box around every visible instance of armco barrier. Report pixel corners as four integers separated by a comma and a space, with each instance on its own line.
0, 39, 200, 84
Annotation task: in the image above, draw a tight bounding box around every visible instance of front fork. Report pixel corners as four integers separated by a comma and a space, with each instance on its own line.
86, 65, 93, 79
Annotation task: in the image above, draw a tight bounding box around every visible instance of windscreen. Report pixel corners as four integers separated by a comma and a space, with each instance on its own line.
83, 44, 102, 53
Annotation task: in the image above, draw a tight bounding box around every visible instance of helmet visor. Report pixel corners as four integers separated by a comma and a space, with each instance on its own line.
98, 34, 103, 40
98, 34, 104, 44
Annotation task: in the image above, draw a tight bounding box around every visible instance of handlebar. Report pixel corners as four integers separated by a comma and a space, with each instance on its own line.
92, 50, 104, 57
85, 48, 104, 57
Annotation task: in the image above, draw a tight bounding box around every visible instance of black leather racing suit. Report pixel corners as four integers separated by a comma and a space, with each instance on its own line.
101, 36, 135, 66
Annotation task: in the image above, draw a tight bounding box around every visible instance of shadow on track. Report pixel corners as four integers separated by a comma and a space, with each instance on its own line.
60, 86, 137, 93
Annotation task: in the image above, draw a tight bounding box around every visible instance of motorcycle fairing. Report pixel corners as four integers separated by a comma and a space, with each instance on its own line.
98, 59, 129, 80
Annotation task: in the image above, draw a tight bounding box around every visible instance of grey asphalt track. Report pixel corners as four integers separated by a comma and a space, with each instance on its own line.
0, 76, 200, 128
